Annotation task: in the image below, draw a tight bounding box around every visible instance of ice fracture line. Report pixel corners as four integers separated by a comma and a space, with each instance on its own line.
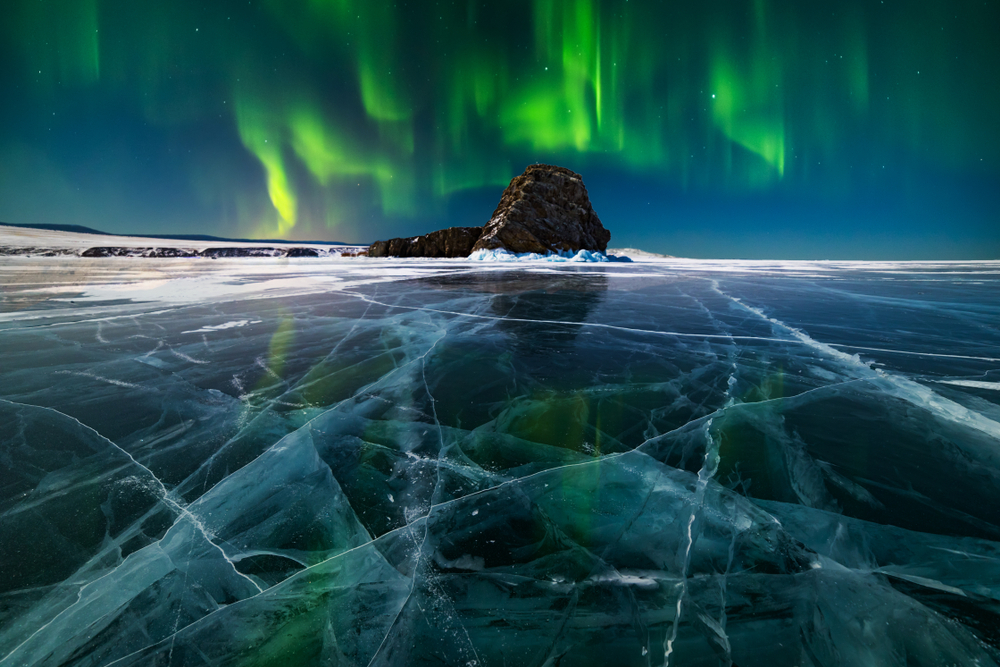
709, 283, 1000, 444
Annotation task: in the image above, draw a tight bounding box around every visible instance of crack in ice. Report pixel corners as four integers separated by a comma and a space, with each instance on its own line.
0, 398, 264, 667
710, 283, 1000, 444
343, 291, 801, 345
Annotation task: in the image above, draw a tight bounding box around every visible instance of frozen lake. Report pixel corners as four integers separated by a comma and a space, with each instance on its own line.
2, 256, 1000, 666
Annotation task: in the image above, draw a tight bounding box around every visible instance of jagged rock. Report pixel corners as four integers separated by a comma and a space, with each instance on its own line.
368, 226, 483, 258
472, 164, 610, 255
81, 247, 141, 257
284, 247, 320, 257
149, 248, 199, 258
0, 246, 76, 257
82, 247, 198, 258
199, 247, 284, 258
80, 246, 324, 258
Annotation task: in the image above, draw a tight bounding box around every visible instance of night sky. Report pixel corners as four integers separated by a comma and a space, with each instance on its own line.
1, 0, 998, 258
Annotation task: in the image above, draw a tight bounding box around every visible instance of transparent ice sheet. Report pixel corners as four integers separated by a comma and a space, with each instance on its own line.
2, 259, 999, 666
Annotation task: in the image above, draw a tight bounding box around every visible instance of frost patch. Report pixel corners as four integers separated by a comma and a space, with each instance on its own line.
183, 320, 262, 334
467, 248, 612, 263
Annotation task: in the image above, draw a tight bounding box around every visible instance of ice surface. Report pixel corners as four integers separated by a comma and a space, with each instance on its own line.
1, 254, 1000, 666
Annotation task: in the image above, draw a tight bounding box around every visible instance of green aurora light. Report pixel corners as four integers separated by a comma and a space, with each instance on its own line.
1, 0, 997, 257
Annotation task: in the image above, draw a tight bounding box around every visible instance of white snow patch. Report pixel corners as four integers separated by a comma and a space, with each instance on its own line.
467, 248, 609, 262
586, 571, 660, 589
183, 320, 262, 334
935, 380, 1000, 391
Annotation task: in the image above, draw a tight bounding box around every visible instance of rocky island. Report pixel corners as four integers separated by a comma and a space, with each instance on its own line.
367, 164, 610, 258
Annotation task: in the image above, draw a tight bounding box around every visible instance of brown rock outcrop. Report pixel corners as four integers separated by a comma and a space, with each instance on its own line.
367, 226, 483, 258
365, 164, 609, 258
471, 164, 610, 255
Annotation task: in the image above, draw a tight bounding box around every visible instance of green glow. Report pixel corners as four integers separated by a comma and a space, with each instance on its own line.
710, 58, 786, 179
356, 6, 411, 122
709, 2, 786, 180
289, 106, 416, 217
290, 108, 367, 184
225, 0, 973, 231
71, 0, 101, 84
502, 0, 604, 152
432, 161, 513, 200
235, 98, 297, 233
233, 87, 421, 232
844, 9, 870, 113
6, 0, 994, 241
442, 53, 505, 153
263, 316, 295, 386
14, 0, 100, 89
358, 53, 410, 123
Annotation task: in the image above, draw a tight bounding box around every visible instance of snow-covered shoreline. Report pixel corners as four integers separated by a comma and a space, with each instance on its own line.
0, 224, 366, 257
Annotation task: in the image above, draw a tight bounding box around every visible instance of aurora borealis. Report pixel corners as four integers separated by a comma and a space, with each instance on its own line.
1, 0, 997, 258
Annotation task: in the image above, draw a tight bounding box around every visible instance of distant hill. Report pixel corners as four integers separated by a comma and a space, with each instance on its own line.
1, 222, 112, 236
0, 221, 356, 246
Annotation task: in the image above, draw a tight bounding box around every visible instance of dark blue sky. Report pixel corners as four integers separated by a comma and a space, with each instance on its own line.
1, 0, 998, 258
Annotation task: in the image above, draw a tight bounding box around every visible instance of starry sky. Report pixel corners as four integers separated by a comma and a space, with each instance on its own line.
1, 0, 998, 258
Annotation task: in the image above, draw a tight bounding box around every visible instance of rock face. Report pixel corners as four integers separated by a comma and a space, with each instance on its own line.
366, 164, 609, 258
78, 246, 325, 258
367, 226, 482, 258
472, 164, 610, 255
81, 247, 200, 258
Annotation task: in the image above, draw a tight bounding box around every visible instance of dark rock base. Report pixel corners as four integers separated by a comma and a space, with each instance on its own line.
368, 226, 483, 258
78, 247, 324, 258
